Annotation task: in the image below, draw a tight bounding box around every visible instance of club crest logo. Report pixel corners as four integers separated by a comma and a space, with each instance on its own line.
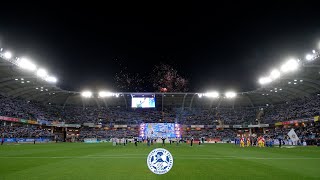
147, 148, 173, 175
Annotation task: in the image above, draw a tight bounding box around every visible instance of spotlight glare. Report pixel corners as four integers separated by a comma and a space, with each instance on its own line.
46, 76, 57, 83
259, 77, 272, 85
4, 51, 12, 59
280, 59, 299, 73
18, 58, 37, 71
306, 54, 313, 61
81, 91, 92, 98
270, 69, 280, 79
36, 68, 48, 78
225, 91, 236, 98
204, 91, 219, 98
98, 91, 114, 98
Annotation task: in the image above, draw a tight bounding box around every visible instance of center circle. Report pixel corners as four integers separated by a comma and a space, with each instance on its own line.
146, 148, 174, 175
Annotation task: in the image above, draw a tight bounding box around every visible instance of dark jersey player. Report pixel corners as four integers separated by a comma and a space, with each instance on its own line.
190, 137, 194, 146
134, 138, 138, 146
161, 137, 166, 146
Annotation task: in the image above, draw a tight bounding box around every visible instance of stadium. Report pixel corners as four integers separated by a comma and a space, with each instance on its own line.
1, 3, 320, 180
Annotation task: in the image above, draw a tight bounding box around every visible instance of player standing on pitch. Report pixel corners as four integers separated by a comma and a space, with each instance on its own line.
161, 137, 166, 146
246, 137, 251, 147
240, 136, 245, 147
134, 137, 138, 147
190, 137, 194, 146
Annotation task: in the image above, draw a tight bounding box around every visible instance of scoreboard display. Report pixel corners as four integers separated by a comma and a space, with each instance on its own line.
131, 94, 155, 108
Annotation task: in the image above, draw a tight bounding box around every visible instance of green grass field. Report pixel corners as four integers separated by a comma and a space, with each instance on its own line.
0, 142, 319, 180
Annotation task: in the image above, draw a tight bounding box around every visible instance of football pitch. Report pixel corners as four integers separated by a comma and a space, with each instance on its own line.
0, 143, 319, 180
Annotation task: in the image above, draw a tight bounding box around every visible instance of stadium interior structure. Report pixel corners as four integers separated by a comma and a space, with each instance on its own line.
0, 45, 320, 145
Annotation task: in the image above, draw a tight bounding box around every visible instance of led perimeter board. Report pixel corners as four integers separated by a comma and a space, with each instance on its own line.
139, 123, 181, 138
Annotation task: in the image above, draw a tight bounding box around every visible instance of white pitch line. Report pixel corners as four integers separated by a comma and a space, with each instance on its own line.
0, 156, 319, 160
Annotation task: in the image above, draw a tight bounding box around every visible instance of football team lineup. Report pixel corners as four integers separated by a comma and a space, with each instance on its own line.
0, 143, 319, 180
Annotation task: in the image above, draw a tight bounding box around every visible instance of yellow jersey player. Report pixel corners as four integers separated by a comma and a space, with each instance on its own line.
246, 137, 251, 147
258, 136, 265, 147
240, 137, 245, 147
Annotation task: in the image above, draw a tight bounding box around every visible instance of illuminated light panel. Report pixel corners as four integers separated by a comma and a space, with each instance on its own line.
204, 92, 219, 98
259, 77, 272, 85
36, 68, 48, 78
4, 51, 12, 59
17, 58, 37, 71
81, 91, 92, 98
280, 59, 299, 73
225, 91, 236, 98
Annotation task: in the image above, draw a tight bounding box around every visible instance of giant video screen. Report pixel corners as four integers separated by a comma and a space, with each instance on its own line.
131, 97, 155, 108
139, 123, 181, 138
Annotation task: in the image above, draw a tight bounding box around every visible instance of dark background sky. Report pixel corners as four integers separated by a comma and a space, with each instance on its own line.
0, 2, 320, 92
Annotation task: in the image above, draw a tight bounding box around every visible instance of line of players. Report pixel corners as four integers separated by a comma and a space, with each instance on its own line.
237, 136, 273, 147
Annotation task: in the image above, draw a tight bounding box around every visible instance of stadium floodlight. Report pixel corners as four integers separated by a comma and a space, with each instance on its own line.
280, 59, 299, 73
36, 68, 48, 78
17, 58, 37, 71
4, 51, 12, 59
98, 91, 114, 98
204, 91, 219, 98
81, 91, 92, 98
259, 77, 272, 85
225, 91, 236, 98
270, 69, 280, 80
306, 54, 313, 61
46, 76, 57, 83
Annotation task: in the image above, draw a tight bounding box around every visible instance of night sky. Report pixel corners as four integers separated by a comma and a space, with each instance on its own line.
0, 2, 320, 92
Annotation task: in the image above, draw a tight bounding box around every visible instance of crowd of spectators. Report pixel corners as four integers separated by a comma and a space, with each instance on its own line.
262, 95, 320, 124
79, 128, 138, 139
184, 128, 237, 140
0, 125, 54, 138
264, 123, 320, 140
0, 94, 319, 125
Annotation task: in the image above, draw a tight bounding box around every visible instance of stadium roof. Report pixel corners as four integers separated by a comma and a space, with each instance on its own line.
1, 50, 320, 109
